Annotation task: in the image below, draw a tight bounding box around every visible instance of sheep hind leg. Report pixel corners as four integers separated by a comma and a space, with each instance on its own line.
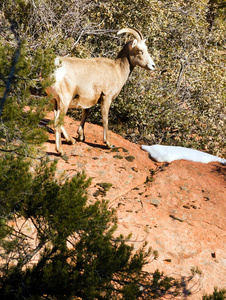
101, 97, 114, 148
77, 108, 89, 141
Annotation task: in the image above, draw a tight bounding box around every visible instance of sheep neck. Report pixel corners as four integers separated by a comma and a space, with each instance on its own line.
116, 42, 134, 83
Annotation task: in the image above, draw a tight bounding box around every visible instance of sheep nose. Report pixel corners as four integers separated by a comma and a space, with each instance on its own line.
147, 62, 156, 71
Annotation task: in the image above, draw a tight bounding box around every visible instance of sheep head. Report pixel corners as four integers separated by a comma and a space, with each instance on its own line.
117, 27, 155, 71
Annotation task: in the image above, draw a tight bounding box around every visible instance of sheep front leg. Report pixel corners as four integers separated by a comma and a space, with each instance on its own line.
101, 98, 113, 148
54, 100, 75, 156
61, 125, 76, 145
59, 102, 76, 146
77, 108, 89, 141
54, 107, 64, 156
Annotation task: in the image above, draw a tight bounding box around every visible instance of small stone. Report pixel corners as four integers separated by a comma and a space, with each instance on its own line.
183, 205, 190, 209
62, 154, 69, 161
169, 215, 184, 222
113, 154, 123, 159
125, 155, 135, 162
111, 147, 119, 152
145, 199, 160, 207
180, 186, 188, 191
151, 199, 160, 205
163, 259, 172, 263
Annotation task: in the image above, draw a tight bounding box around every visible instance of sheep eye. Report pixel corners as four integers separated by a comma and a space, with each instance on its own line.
139, 50, 144, 55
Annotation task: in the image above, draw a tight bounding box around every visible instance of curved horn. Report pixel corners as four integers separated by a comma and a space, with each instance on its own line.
117, 27, 143, 40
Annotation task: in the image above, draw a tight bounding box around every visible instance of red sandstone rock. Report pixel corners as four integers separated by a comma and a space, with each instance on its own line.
43, 112, 226, 299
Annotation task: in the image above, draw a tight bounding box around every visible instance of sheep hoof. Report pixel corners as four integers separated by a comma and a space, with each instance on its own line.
68, 137, 76, 145
77, 128, 85, 141
105, 142, 115, 149
78, 136, 85, 142
56, 147, 65, 156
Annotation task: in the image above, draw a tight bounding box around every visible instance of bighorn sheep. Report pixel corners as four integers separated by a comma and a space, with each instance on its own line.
46, 28, 155, 155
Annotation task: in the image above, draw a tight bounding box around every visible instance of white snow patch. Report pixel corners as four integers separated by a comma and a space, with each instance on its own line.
141, 145, 226, 164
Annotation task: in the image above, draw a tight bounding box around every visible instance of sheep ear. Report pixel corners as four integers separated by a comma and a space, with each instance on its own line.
132, 39, 138, 48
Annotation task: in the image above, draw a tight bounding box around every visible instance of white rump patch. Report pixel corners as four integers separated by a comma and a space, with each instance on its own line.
54, 56, 61, 66
141, 145, 226, 164
54, 59, 66, 84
